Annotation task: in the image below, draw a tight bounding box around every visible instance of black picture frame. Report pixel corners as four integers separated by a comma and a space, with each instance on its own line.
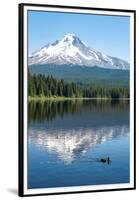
19, 3, 136, 197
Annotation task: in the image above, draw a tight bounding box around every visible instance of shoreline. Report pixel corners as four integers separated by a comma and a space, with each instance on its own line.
28, 96, 130, 101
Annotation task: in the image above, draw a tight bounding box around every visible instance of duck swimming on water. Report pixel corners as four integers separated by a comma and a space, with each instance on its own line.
99, 157, 111, 164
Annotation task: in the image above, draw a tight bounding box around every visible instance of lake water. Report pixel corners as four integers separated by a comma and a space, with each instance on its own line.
28, 99, 130, 189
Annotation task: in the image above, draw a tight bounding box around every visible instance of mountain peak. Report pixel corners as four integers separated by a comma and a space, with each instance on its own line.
29, 34, 129, 70
61, 33, 83, 46
63, 33, 76, 39
61, 33, 76, 44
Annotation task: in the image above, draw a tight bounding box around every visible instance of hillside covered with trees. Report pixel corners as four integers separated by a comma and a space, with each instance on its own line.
28, 72, 129, 99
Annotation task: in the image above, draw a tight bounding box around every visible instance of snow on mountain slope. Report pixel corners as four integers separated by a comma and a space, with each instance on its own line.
28, 33, 129, 70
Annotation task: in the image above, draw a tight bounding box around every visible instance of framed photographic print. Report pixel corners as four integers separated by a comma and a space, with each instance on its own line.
19, 3, 136, 197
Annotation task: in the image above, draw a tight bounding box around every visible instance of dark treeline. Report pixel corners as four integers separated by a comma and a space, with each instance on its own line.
28, 72, 129, 99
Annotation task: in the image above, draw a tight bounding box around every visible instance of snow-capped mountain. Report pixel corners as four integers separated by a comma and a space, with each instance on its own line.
28, 33, 129, 70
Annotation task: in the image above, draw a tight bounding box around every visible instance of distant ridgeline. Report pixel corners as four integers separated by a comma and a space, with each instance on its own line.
28, 72, 129, 99
29, 64, 129, 87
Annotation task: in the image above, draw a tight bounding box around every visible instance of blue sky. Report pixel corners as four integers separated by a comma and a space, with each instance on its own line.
28, 10, 130, 61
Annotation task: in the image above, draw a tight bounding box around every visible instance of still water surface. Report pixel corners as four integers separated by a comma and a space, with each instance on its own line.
28, 100, 130, 189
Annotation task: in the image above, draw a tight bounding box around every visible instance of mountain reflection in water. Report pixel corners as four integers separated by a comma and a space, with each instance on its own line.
28, 99, 129, 165
28, 126, 129, 165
